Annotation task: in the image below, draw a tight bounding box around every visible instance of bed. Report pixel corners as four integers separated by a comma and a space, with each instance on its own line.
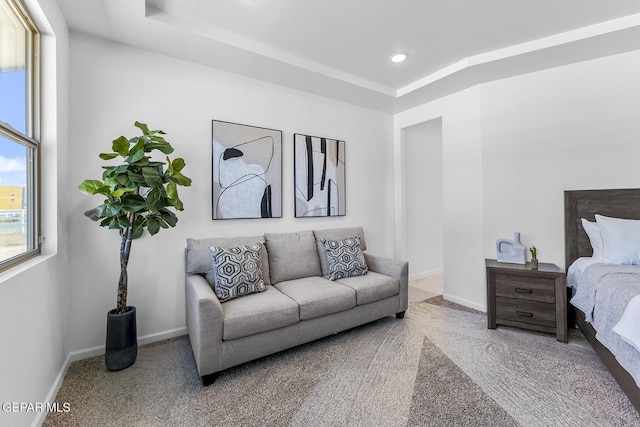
564, 188, 640, 412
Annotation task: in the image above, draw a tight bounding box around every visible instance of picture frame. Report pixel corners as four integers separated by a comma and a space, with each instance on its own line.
293, 133, 346, 217
212, 120, 282, 219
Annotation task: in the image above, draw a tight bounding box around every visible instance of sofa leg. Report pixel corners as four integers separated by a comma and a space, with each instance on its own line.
396, 311, 406, 319
201, 373, 218, 386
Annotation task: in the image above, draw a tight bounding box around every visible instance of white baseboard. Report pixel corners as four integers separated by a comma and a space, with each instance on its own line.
32, 352, 75, 427
409, 268, 443, 281
33, 326, 187, 427
443, 293, 487, 313
67, 326, 188, 363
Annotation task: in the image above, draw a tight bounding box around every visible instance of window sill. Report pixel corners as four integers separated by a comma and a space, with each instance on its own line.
0, 252, 56, 284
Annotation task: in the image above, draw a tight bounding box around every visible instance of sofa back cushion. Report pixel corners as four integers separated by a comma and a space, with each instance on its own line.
186, 236, 271, 286
313, 227, 367, 278
264, 230, 321, 283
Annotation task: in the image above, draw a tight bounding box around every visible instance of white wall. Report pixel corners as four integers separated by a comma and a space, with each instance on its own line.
0, 1, 70, 427
402, 119, 443, 278
395, 87, 485, 310
394, 49, 640, 312
66, 33, 394, 355
481, 49, 640, 269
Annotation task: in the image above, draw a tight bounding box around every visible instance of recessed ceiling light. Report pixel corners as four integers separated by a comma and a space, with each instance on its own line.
389, 52, 409, 63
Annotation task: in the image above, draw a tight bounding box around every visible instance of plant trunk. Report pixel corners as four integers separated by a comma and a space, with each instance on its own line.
117, 219, 134, 314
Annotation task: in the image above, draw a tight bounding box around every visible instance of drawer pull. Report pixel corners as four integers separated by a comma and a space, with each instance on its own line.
515, 288, 533, 294
516, 311, 534, 318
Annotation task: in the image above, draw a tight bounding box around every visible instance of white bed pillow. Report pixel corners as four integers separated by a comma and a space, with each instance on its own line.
595, 214, 640, 265
581, 218, 603, 259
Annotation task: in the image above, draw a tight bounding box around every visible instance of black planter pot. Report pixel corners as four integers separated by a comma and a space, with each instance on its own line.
105, 306, 137, 371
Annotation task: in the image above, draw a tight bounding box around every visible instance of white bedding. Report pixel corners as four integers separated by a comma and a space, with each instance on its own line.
568, 258, 640, 386
567, 257, 603, 289
613, 295, 640, 353
569, 257, 640, 352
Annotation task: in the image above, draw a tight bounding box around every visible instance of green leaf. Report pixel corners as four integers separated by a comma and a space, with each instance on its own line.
166, 181, 178, 200
127, 149, 146, 164
99, 152, 119, 160
108, 217, 120, 230
150, 134, 168, 143
131, 225, 144, 239
112, 187, 136, 197
169, 171, 192, 187
105, 173, 129, 188
146, 188, 165, 212
134, 121, 150, 134
133, 157, 149, 166
145, 142, 174, 154
142, 166, 163, 187
170, 198, 184, 211
79, 180, 111, 196
116, 173, 131, 186
130, 216, 145, 239
112, 136, 130, 157
127, 171, 146, 187
104, 203, 121, 217
146, 216, 161, 235
117, 216, 131, 229
160, 208, 178, 227
165, 181, 184, 211
171, 157, 186, 173
84, 205, 106, 221
121, 194, 146, 212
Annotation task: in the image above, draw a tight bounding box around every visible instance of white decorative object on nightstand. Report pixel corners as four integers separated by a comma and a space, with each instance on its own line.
496, 232, 526, 264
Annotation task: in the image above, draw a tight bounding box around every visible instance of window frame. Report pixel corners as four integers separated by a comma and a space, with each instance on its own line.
0, 0, 41, 272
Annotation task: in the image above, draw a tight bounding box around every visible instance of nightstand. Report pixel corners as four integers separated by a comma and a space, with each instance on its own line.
486, 259, 567, 343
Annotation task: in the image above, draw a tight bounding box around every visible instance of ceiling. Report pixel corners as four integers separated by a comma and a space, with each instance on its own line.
56, 0, 640, 112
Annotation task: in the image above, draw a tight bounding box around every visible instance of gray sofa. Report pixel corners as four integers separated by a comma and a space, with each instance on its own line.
184, 226, 408, 385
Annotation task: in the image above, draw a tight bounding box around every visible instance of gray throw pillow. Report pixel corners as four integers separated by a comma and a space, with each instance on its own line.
209, 243, 266, 302
314, 227, 366, 277
322, 235, 368, 280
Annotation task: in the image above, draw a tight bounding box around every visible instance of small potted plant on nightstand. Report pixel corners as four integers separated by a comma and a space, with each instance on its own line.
529, 245, 538, 269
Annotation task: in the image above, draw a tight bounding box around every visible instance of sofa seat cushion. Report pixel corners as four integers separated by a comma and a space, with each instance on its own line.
222, 286, 299, 340
336, 271, 399, 305
275, 276, 356, 320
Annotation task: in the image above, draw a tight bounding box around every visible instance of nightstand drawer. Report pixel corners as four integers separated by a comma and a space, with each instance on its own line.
494, 274, 555, 303
495, 297, 556, 328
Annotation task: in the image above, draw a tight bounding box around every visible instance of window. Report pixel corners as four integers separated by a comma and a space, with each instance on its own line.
0, 0, 40, 271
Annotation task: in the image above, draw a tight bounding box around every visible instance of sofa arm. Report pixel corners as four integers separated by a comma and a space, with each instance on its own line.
185, 274, 224, 377
364, 253, 409, 313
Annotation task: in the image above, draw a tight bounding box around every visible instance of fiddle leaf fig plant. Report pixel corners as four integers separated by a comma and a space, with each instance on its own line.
79, 122, 192, 314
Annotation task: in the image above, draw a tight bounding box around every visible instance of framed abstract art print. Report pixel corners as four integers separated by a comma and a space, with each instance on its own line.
212, 120, 282, 219
293, 133, 346, 217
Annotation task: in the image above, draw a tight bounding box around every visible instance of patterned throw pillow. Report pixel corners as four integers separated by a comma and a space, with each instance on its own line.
209, 243, 266, 302
322, 236, 368, 281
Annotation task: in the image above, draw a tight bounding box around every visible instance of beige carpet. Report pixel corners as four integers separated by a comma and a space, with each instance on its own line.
44, 299, 640, 426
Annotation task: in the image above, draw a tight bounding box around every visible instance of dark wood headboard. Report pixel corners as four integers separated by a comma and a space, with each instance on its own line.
564, 188, 640, 269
